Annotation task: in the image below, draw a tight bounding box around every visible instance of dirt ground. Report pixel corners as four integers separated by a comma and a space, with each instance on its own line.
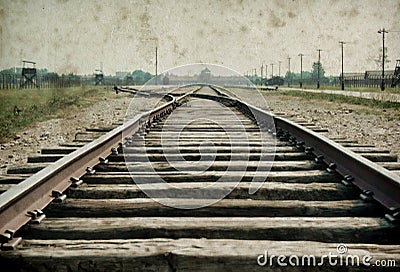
1, 86, 399, 175
228, 88, 400, 161
0, 90, 161, 175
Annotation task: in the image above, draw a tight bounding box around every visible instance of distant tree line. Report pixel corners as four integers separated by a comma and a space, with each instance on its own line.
249, 62, 339, 86
119, 70, 154, 85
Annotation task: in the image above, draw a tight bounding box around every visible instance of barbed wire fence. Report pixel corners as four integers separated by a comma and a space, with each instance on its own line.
0, 74, 124, 90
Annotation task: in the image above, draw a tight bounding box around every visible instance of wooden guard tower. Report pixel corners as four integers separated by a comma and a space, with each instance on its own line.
94, 69, 104, 86
20, 60, 39, 88
391, 59, 400, 87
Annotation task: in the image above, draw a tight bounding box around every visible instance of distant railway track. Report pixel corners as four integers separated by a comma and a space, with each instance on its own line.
0, 85, 400, 270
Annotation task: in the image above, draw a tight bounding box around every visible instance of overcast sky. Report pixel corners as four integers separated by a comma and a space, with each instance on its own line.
1, 0, 399, 76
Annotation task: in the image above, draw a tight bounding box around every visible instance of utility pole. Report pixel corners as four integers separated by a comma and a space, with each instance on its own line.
270, 63, 274, 79
378, 28, 388, 91
317, 49, 322, 89
278, 61, 282, 77
339, 41, 345, 90
265, 64, 268, 82
287, 57, 291, 87
155, 46, 158, 85
298, 53, 304, 88
261, 64, 264, 84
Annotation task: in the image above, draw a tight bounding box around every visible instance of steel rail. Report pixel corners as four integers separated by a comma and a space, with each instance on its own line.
203, 88, 400, 218
274, 116, 400, 212
114, 86, 167, 98
0, 91, 192, 243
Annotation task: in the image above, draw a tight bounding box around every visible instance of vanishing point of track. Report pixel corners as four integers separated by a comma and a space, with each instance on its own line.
0, 85, 400, 271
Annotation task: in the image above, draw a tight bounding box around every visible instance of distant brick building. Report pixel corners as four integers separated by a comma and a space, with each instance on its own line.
199, 68, 211, 83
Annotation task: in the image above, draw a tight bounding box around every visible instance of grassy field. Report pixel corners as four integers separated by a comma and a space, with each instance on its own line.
265, 90, 400, 112
0, 86, 112, 142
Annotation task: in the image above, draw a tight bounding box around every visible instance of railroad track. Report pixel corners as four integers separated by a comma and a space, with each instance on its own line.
1, 85, 400, 271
